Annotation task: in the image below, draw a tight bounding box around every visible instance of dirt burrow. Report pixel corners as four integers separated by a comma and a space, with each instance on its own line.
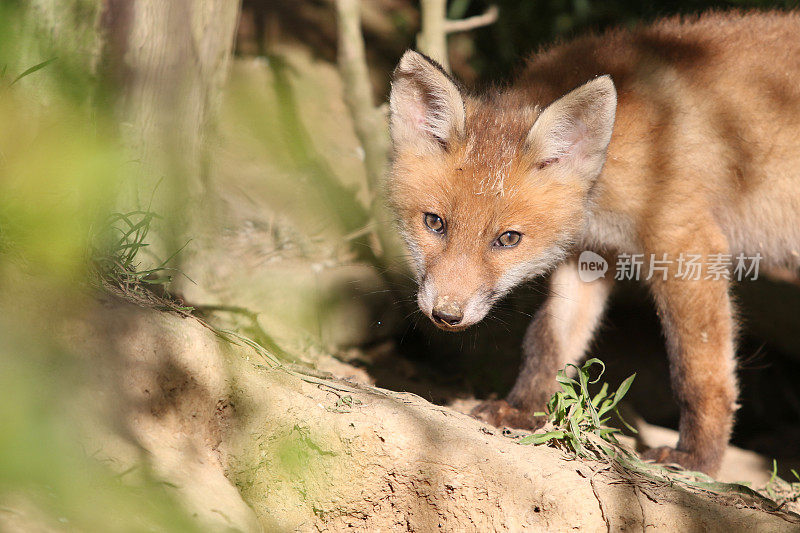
63, 302, 800, 532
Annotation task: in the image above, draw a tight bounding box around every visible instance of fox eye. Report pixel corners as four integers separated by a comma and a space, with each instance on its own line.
424, 213, 445, 234
494, 231, 521, 248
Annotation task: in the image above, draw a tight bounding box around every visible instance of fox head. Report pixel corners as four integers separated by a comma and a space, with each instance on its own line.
387, 50, 617, 331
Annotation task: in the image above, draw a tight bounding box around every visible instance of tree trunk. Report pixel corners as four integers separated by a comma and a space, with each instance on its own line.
98, 0, 241, 251
18, 0, 241, 261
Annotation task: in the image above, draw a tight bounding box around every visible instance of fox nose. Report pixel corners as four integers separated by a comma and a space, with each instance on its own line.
431, 301, 463, 326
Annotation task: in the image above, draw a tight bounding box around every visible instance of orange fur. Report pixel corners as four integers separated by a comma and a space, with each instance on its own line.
387, 11, 800, 475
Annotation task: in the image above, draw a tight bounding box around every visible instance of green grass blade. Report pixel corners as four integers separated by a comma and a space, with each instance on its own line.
10, 57, 57, 85
612, 373, 636, 406
582, 357, 606, 383
154, 239, 192, 270
614, 406, 638, 434
591, 382, 609, 408
599, 373, 636, 416
519, 430, 565, 445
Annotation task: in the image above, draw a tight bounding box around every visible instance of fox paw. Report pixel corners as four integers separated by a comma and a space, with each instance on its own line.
470, 399, 546, 430
641, 446, 715, 474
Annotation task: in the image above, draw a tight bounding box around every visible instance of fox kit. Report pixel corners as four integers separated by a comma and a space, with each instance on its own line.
387, 11, 800, 475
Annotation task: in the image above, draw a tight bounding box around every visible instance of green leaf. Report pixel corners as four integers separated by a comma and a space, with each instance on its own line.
582, 358, 606, 383
10, 57, 57, 85
519, 430, 565, 445
612, 373, 636, 405
568, 418, 584, 454
141, 276, 172, 285
154, 239, 192, 270
557, 374, 579, 388
599, 373, 636, 416
577, 363, 590, 390
561, 384, 578, 400
558, 367, 580, 385
614, 407, 638, 434
591, 382, 609, 408
597, 427, 620, 437
572, 403, 584, 424
766, 459, 779, 499
598, 398, 614, 417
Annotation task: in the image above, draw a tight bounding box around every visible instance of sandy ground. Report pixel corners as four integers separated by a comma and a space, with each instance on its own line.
27, 301, 796, 532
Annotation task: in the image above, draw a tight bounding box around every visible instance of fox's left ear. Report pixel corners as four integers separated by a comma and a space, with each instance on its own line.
389, 50, 466, 153
527, 75, 617, 180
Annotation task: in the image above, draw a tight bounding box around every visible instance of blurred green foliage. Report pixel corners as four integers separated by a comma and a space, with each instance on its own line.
0, 3, 205, 530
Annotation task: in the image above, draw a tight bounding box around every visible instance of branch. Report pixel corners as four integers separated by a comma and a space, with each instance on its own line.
334, 0, 389, 204
417, 0, 449, 70
417, 1, 499, 72
334, 0, 396, 264
443, 5, 498, 34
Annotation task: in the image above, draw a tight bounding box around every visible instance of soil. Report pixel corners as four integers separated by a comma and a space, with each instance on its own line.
50, 301, 800, 532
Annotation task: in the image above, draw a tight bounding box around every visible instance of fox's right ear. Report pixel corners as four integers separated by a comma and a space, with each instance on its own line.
389, 50, 466, 153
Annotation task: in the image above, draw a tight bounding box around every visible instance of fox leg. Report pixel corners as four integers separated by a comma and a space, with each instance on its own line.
471, 257, 614, 429
643, 270, 738, 475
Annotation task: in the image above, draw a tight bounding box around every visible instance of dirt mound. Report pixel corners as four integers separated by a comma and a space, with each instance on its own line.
47, 302, 800, 531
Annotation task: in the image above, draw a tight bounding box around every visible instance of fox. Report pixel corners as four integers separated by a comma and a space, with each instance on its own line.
386, 10, 800, 475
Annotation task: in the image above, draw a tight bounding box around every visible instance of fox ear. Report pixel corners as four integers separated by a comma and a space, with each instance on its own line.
527, 75, 616, 179
389, 50, 466, 152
